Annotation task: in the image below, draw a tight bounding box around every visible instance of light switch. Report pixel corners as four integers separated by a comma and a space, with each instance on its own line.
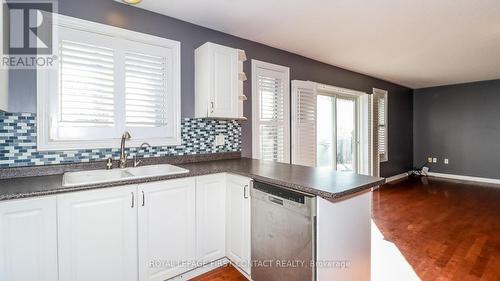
444, 158, 449, 164
432, 158, 437, 163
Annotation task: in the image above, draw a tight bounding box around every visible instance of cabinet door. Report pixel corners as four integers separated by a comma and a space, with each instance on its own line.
210, 44, 239, 118
196, 174, 226, 263
138, 178, 196, 281
58, 186, 138, 281
0, 197, 57, 281
226, 174, 251, 275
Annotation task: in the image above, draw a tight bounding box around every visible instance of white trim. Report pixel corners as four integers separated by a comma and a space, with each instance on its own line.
37, 13, 181, 150
427, 172, 500, 186
168, 258, 232, 280
385, 172, 409, 183
316, 83, 365, 97
251, 59, 290, 163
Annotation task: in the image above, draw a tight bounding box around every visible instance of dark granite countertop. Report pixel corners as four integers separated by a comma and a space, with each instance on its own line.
0, 157, 384, 202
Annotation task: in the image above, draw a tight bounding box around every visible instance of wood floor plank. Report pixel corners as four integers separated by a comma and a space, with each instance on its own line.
192, 177, 500, 280
189, 264, 247, 281
373, 177, 500, 281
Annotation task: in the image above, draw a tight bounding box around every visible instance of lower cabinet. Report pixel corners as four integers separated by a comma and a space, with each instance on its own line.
195, 174, 227, 263
138, 178, 196, 281
0, 173, 252, 281
0, 196, 58, 281
57, 185, 138, 281
226, 174, 252, 275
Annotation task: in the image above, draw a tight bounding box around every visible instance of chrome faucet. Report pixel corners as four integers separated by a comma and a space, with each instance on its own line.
119, 132, 131, 168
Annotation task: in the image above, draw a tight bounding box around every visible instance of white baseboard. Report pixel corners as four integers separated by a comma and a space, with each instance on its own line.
427, 172, 500, 186
385, 172, 409, 183
168, 258, 251, 281
169, 258, 230, 280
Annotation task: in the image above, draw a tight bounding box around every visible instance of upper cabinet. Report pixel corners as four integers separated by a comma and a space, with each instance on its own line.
195, 42, 247, 119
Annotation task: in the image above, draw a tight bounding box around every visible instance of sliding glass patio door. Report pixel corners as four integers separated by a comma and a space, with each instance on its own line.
316, 94, 358, 171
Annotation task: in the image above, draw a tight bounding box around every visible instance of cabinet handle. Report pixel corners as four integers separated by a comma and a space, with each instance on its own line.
131, 192, 134, 208
210, 101, 214, 113
244, 184, 249, 199
142, 191, 145, 206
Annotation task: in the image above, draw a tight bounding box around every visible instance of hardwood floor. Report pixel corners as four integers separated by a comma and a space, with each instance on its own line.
373, 176, 500, 281
190, 176, 500, 280
189, 264, 247, 281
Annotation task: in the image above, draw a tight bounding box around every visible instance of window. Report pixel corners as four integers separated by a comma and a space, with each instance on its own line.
251, 60, 290, 163
373, 88, 388, 162
37, 15, 181, 150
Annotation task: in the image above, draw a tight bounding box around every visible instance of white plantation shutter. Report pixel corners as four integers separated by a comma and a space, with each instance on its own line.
38, 17, 181, 150
59, 41, 115, 126
374, 89, 388, 162
124, 39, 180, 138
123, 40, 177, 140
125, 52, 168, 128
291, 80, 317, 167
53, 27, 119, 140
251, 60, 290, 163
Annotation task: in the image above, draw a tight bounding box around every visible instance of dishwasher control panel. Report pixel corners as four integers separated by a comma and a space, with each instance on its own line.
253, 181, 309, 204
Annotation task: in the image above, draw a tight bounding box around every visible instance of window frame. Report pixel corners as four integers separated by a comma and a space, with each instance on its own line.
373, 88, 389, 162
37, 14, 181, 151
251, 59, 290, 163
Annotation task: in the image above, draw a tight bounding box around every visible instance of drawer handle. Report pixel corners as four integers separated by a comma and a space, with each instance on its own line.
269, 196, 283, 205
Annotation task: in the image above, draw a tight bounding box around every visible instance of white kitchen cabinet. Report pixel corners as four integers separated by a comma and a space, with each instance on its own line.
0, 1, 8, 112
0, 197, 57, 281
195, 173, 227, 263
195, 42, 245, 119
138, 178, 196, 281
57, 185, 138, 281
225, 174, 252, 275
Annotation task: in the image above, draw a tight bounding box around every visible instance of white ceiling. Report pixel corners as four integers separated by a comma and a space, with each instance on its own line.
129, 0, 500, 89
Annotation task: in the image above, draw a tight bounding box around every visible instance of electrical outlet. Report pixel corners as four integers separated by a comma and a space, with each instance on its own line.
215, 134, 225, 146
444, 158, 449, 164
433, 158, 437, 163
428, 157, 433, 163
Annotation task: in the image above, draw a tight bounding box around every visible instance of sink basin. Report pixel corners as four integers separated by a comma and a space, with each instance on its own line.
62, 164, 189, 187
126, 164, 189, 179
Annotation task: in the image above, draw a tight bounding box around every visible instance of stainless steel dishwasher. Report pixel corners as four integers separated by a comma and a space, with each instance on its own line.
251, 181, 316, 281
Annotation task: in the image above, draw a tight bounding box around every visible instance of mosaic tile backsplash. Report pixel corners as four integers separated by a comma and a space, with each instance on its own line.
0, 112, 241, 168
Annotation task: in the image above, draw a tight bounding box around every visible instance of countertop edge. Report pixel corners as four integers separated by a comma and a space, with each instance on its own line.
0, 166, 385, 202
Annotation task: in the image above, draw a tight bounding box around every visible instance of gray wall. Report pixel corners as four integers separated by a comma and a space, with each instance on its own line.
8, 0, 414, 177
414, 79, 500, 179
